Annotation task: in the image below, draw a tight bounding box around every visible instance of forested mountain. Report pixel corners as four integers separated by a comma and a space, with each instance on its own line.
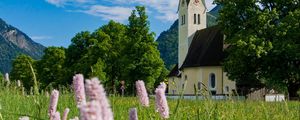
156, 20, 179, 69
157, 6, 220, 69
0, 18, 45, 73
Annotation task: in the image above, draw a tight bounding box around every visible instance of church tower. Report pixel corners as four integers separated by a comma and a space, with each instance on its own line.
178, 0, 207, 67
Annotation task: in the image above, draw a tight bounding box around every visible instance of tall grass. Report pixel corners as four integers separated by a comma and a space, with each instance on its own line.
0, 82, 299, 119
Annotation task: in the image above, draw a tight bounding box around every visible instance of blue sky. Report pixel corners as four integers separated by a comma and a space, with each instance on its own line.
0, 0, 215, 47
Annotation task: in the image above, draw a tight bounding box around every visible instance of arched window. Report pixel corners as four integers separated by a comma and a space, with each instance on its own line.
185, 75, 187, 80
209, 73, 216, 89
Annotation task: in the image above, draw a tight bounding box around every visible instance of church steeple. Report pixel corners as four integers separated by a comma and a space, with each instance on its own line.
178, 0, 207, 67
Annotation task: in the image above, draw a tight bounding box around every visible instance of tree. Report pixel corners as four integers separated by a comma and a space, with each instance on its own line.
125, 6, 165, 93
65, 31, 92, 74
65, 25, 112, 86
37, 47, 67, 88
216, 0, 300, 97
10, 54, 36, 90
93, 21, 128, 93
63, 6, 167, 94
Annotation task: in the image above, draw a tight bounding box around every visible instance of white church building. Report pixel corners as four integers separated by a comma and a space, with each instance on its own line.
168, 0, 236, 95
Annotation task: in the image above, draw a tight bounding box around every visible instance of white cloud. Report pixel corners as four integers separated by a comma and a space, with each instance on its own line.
46, 0, 216, 22
82, 5, 132, 22
108, 0, 178, 21
106, 0, 216, 22
31, 36, 52, 40
45, 0, 94, 7
45, 0, 66, 7
206, 0, 216, 10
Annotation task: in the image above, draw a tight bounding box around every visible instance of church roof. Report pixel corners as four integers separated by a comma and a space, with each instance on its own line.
180, 26, 225, 69
167, 64, 180, 77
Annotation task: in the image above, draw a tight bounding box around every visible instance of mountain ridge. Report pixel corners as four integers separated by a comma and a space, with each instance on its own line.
0, 18, 45, 73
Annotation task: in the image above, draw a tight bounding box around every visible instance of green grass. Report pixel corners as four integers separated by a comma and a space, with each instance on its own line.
0, 85, 299, 120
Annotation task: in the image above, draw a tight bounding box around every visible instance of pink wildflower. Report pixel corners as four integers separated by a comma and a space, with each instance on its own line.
48, 90, 59, 117
62, 108, 70, 120
85, 78, 113, 120
73, 74, 86, 107
80, 101, 103, 120
156, 82, 167, 112
155, 87, 169, 119
135, 80, 149, 107
129, 108, 138, 120
158, 82, 167, 92
51, 111, 61, 120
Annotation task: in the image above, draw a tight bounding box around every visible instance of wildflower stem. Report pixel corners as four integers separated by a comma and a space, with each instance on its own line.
28, 61, 39, 95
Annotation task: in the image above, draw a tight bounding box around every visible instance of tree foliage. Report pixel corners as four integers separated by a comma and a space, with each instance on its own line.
10, 54, 36, 90
37, 47, 67, 88
216, 0, 300, 97
8, 6, 167, 94
124, 6, 165, 92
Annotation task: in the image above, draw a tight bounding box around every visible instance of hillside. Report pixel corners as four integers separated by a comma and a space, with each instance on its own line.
157, 6, 220, 69
0, 18, 45, 73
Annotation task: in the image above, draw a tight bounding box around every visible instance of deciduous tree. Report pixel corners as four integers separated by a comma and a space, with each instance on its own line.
125, 6, 165, 93
216, 0, 300, 97
37, 47, 67, 88
10, 54, 36, 90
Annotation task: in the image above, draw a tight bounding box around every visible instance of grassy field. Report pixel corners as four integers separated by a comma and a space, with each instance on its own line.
0, 85, 299, 120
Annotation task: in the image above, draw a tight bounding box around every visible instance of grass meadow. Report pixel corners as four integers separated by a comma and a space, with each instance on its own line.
0, 83, 299, 120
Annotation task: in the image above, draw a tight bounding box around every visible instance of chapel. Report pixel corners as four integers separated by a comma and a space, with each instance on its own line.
168, 0, 236, 95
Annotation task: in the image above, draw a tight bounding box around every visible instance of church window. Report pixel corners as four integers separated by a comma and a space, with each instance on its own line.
185, 75, 187, 80
209, 73, 216, 88
198, 14, 200, 24
194, 14, 197, 24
